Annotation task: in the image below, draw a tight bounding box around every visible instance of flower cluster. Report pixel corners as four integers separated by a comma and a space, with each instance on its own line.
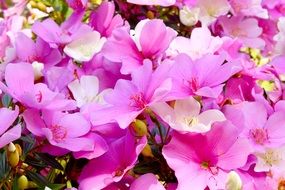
1, 0, 285, 189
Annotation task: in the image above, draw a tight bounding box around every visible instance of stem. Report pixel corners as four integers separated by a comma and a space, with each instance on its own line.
164, 126, 170, 144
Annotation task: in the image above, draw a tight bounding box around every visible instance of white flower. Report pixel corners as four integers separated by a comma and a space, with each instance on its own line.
179, 6, 200, 27
197, 0, 231, 26
151, 96, 226, 133
64, 31, 106, 62
68, 75, 110, 108
225, 171, 242, 190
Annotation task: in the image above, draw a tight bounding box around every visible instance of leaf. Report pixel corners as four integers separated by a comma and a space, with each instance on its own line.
12, 176, 20, 190
25, 155, 47, 168
133, 160, 160, 174
47, 184, 66, 190
1, 94, 12, 107
35, 153, 64, 171
21, 135, 36, 156
26, 171, 49, 187
0, 150, 10, 179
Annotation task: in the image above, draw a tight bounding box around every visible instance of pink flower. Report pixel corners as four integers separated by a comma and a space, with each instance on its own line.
167, 27, 223, 60
126, 0, 175, 6
91, 60, 172, 128
15, 32, 62, 66
169, 54, 241, 98
102, 19, 177, 74
89, 1, 126, 38
0, 107, 21, 148
32, 11, 89, 48
274, 17, 285, 55
229, 0, 269, 19
163, 121, 252, 190
219, 16, 265, 49
0, 63, 76, 111
66, 0, 87, 10
23, 109, 93, 152
224, 101, 285, 150
78, 130, 146, 189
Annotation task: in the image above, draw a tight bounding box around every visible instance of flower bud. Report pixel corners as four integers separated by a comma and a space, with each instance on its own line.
146, 11, 155, 19
18, 175, 29, 190
37, 2, 47, 12
131, 119, 148, 137
15, 144, 22, 156
179, 6, 200, 27
29, 1, 37, 8
32, 61, 44, 80
8, 142, 16, 152
141, 144, 154, 157
225, 171, 242, 190
7, 143, 20, 167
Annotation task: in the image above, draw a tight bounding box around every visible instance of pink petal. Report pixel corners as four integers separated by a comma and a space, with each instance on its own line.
0, 124, 21, 148
0, 107, 19, 135
130, 173, 165, 190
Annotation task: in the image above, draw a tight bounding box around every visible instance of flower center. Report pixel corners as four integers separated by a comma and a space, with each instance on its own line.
200, 161, 219, 175
201, 161, 209, 169
129, 92, 147, 110
49, 125, 67, 142
250, 128, 268, 145
113, 168, 124, 177
184, 116, 199, 127
35, 91, 43, 103
262, 149, 282, 166
188, 77, 200, 93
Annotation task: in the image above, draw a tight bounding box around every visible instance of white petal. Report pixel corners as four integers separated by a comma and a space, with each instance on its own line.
80, 75, 99, 98
197, 109, 226, 126
64, 31, 106, 62
174, 97, 200, 119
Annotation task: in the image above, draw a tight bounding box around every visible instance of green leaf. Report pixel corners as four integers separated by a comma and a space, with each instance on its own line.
21, 135, 36, 156
0, 150, 10, 179
25, 155, 48, 169
26, 171, 49, 187
1, 94, 12, 107
47, 184, 66, 190
133, 161, 160, 174
35, 153, 64, 171
12, 176, 20, 190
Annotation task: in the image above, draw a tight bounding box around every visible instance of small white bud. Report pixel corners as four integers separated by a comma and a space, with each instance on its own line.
8, 142, 16, 152
179, 6, 200, 27
32, 61, 44, 80
225, 171, 242, 190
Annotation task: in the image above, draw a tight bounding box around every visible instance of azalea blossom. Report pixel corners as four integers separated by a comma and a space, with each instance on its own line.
91, 60, 172, 128
102, 19, 177, 74
23, 109, 93, 152
224, 101, 285, 150
0, 63, 76, 111
168, 53, 241, 98
68, 75, 110, 107
126, 0, 176, 6
64, 31, 106, 62
1, 0, 285, 189
151, 96, 226, 133
163, 121, 252, 190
